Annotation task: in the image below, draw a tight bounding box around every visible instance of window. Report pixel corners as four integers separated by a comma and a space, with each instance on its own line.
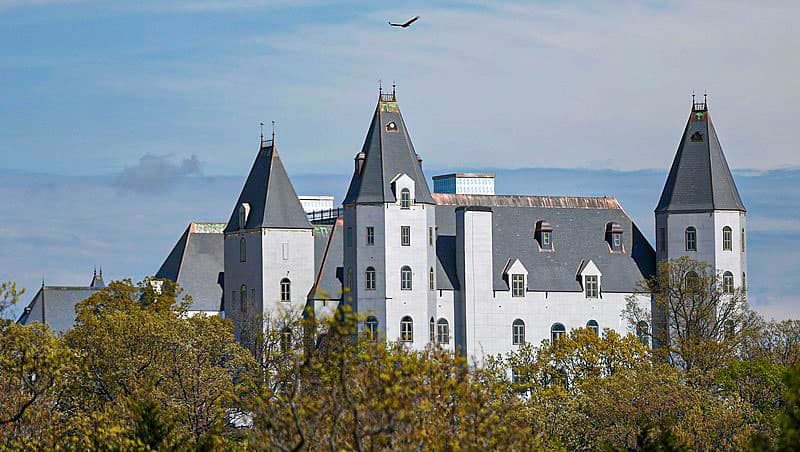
239, 238, 246, 262
401, 266, 412, 290
386, 121, 398, 132
511, 274, 525, 297
401, 226, 411, 246
658, 227, 666, 252
535, 221, 554, 251
724, 319, 735, 340
722, 226, 732, 251
723, 271, 734, 294
366, 226, 374, 246
280, 327, 292, 354
429, 267, 435, 291
512, 319, 525, 345
346, 268, 353, 291
743, 272, 747, 290
347, 227, 353, 247
636, 321, 650, 346
606, 222, 623, 252
238, 203, 250, 230
685, 227, 697, 251
365, 316, 379, 342
741, 228, 746, 252
280, 278, 291, 302
587, 320, 599, 336
512, 368, 521, 384
429, 317, 435, 342
281, 242, 289, 260
400, 316, 413, 342
400, 188, 411, 209
428, 227, 434, 246
551, 323, 566, 342
585, 275, 599, 298
240, 284, 247, 313
436, 318, 449, 344
365, 267, 376, 291
685, 271, 699, 292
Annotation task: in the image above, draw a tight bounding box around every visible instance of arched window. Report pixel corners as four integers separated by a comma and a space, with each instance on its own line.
429, 267, 435, 291
400, 188, 411, 209
280, 327, 292, 354
240, 284, 248, 313
685, 227, 697, 251
723, 271, 734, 294
741, 228, 746, 252
280, 278, 291, 302
722, 226, 733, 251
239, 237, 247, 262
365, 267, 376, 291
636, 321, 650, 346
512, 319, 525, 345
685, 271, 699, 292
550, 323, 566, 343
436, 318, 449, 344
400, 316, 413, 342
429, 317, 435, 342
365, 316, 379, 342
587, 320, 599, 336
400, 266, 412, 290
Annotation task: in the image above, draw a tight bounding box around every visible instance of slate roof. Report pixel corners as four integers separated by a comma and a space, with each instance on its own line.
433, 194, 655, 292
309, 219, 344, 301
89, 270, 105, 288
155, 222, 225, 312
343, 92, 434, 205
18, 286, 102, 333
224, 142, 312, 233
656, 101, 746, 213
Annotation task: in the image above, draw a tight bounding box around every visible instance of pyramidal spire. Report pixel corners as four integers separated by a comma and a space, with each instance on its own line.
90, 267, 105, 288
655, 96, 746, 213
224, 138, 312, 233
343, 88, 434, 205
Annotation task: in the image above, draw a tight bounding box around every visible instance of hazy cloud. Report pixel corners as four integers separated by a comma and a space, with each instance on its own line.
114, 154, 203, 194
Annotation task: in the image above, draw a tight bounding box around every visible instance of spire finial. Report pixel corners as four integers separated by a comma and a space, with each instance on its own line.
692, 90, 696, 105
99, 266, 102, 277
271, 120, 276, 144
379, 79, 382, 95
260, 122, 264, 144
93, 266, 97, 277
392, 81, 396, 99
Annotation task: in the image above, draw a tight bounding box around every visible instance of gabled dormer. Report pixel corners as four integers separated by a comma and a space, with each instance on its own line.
503, 258, 528, 297
577, 259, 602, 299
390, 173, 415, 209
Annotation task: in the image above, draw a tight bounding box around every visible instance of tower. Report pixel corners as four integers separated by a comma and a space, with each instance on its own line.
223, 136, 314, 345
655, 96, 747, 291
342, 89, 438, 348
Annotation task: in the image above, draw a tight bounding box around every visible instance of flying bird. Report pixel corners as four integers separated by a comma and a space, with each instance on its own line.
389, 16, 420, 28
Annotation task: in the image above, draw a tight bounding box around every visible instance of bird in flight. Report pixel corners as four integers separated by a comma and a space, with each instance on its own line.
388, 16, 420, 28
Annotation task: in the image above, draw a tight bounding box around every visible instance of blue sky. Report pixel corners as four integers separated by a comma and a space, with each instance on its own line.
1, 1, 798, 319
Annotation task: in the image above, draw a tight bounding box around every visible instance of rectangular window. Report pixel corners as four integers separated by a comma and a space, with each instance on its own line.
347, 227, 353, 248
401, 226, 411, 246
613, 233, 621, 249
365, 269, 376, 290
428, 227, 434, 246
366, 226, 374, 246
511, 274, 525, 297
281, 242, 289, 260
542, 231, 551, 248
658, 227, 666, 252
585, 275, 599, 298
741, 228, 746, 252
723, 228, 732, 251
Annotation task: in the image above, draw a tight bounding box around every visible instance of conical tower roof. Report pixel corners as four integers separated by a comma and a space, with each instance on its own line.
89, 268, 105, 288
224, 140, 312, 233
343, 90, 434, 205
655, 98, 746, 213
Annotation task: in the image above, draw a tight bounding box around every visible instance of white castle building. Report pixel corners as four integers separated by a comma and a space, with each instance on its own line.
19, 92, 747, 366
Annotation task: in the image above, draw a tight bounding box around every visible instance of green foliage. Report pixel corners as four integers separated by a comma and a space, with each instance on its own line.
1, 272, 799, 449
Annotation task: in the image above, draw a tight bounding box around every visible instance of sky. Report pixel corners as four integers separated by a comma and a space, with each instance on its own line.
1, 1, 798, 320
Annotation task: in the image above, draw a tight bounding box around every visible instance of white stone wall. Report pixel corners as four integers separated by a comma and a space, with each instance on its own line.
713, 211, 747, 290
261, 228, 315, 324
223, 229, 263, 339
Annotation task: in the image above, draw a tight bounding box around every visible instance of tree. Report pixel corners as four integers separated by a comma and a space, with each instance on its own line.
0, 281, 24, 319
625, 256, 761, 374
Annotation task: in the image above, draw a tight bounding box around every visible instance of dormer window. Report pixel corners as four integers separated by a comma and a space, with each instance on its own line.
511, 274, 525, 297
690, 131, 704, 142
400, 188, 411, 209
535, 221, 554, 251
606, 222, 624, 253
238, 203, 251, 230
386, 121, 398, 132
585, 275, 599, 298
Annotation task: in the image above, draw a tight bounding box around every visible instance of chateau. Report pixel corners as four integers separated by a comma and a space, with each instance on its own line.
19, 91, 747, 365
